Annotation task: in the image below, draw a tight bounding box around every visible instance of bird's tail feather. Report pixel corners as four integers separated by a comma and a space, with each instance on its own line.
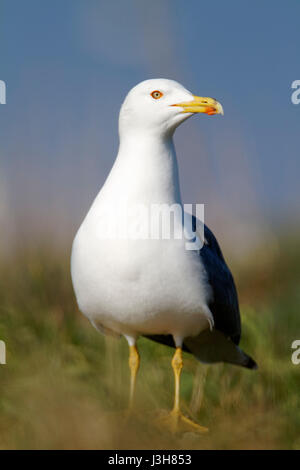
184, 329, 257, 370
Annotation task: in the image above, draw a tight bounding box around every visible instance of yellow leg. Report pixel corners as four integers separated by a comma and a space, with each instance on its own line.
172, 347, 183, 414
156, 347, 208, 433
128, 345, 140, 411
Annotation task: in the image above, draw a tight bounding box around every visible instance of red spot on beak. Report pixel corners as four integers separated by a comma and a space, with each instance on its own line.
205, 107, 216, 116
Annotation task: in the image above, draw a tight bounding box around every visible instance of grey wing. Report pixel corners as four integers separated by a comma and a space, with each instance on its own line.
185, 221, 256, 369
200, 223, 241, 345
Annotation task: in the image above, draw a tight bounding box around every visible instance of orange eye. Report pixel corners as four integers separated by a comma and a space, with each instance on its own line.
151, 90, 163, 100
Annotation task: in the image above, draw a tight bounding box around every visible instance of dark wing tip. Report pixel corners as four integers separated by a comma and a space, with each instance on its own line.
244, 355, 258, 370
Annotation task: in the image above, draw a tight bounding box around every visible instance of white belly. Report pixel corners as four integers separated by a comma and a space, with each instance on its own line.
71, 218, 213, 340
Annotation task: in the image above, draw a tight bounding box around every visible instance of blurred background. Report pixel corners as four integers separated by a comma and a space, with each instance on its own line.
0, 0, 299, 450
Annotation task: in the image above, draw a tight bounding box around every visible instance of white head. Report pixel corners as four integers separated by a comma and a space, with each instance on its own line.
119, 78, 223, 139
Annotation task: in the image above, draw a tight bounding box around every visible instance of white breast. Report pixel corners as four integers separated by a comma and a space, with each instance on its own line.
71, 132, 213, 341
71, 208, 213, 341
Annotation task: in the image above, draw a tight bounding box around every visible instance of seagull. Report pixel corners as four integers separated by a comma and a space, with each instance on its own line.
71, 79, 257, 433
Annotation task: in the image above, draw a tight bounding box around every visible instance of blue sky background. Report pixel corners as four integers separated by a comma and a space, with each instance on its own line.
0, 0, 299, 252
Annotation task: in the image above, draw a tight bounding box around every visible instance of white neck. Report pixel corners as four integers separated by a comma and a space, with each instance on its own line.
100, 131, 182, 206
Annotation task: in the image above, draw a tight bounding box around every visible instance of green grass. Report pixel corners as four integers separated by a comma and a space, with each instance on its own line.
0, 237, 299, 449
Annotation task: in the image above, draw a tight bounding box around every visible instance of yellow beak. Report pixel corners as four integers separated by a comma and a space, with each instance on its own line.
172, 95, 224, 116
